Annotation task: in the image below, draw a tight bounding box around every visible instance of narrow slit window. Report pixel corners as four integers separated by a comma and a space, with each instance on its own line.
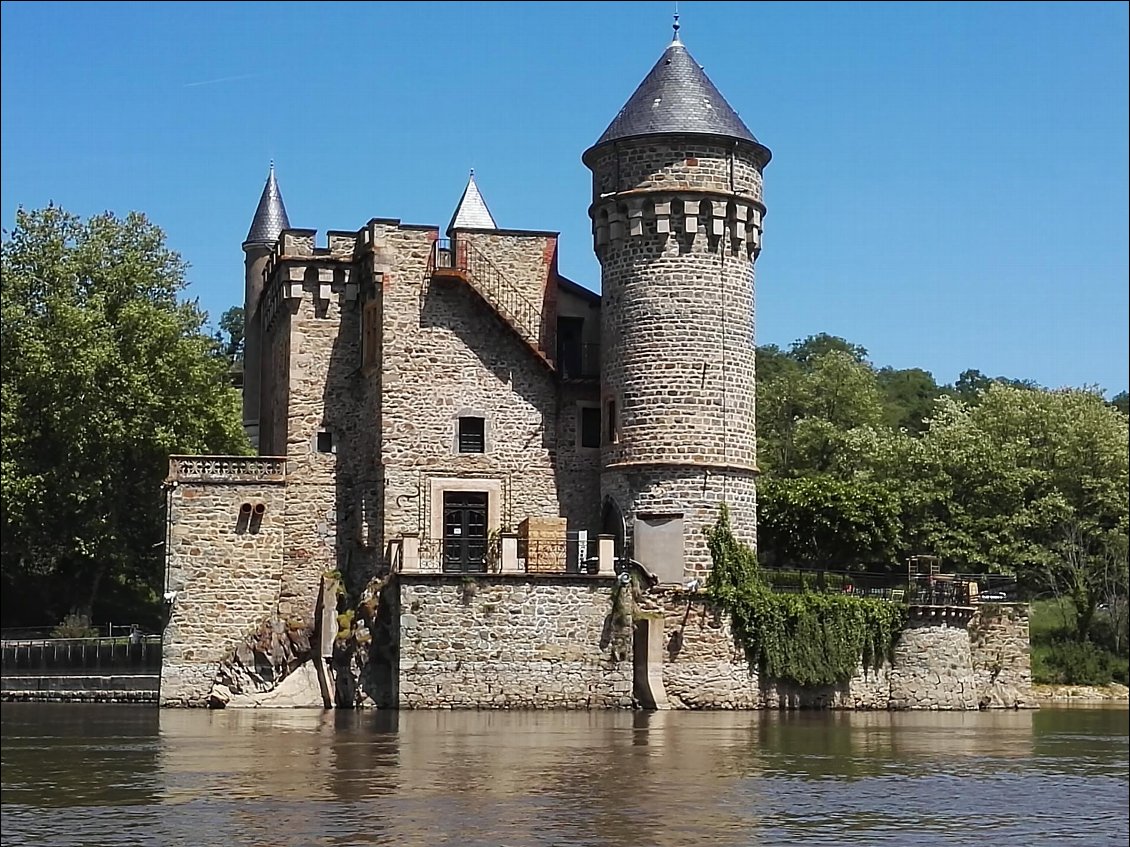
580, 406, 601, 449
458, 416, 485, 454
605, 399, 618, 444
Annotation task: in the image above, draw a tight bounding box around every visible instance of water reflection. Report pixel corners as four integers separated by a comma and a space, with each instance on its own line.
1, 704, 1126, 847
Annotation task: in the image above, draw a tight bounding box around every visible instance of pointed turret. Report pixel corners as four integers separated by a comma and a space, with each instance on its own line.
242, 162, 291, 450
584, 35, 769, 165
244, 162, 291, 247
447, 170, 498, 234
584, 30, 770, 578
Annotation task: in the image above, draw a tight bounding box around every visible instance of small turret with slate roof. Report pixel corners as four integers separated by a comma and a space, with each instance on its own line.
585, 19, 770, 580
447, 170, 498, 234
242, 162, 291, 446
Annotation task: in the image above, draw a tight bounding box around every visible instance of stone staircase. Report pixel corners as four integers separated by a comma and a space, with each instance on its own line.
430, 238, 554, 370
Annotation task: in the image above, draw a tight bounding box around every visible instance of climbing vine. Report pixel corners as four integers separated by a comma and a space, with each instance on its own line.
706, 505, 904, 687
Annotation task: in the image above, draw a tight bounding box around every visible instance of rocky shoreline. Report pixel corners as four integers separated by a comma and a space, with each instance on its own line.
1030, 683, 1129, 704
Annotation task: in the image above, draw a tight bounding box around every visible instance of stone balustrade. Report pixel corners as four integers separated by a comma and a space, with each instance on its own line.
166, 455, 287, 484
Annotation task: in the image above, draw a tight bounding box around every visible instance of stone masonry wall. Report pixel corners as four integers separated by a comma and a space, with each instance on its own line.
888, 620, 979, 710
277, 258, 363, 613
456, 230, 557, 350
586, 140, 766, 202
604, 468, 756, 580
639, 592, 889, 710
374, 224, 591, 546
969, 603, 1033, 707
161, 480, 286, 706
590, 135, 762, 577
396, 575, 633, 708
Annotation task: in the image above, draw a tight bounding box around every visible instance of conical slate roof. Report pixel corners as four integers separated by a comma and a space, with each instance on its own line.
586, 37, 764, 158
244, 162, 291, 247
447, 170, 498, 233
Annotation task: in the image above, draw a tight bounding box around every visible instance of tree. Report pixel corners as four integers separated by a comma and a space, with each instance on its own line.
1, 206, 250, 628
876, 367, 943, 433
788, 333, 868, 365
217, 305, 245, 364
757, 475, 902, 569
1110, 391, 1129, 416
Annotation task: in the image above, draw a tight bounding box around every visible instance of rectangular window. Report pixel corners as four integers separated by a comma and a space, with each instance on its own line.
458, 416, 485, 454
316, 430, 334, 453
605, 398, 618, 444
579, 405, 601, 449
362, 301, 380, 368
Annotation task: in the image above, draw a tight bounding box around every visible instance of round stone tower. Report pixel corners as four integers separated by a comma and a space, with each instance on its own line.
242, 162, 290, 451
583, 30, 771, 578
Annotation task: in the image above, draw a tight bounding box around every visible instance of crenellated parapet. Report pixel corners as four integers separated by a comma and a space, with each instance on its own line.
590, 192, 765, 257
259, 228, 363, 331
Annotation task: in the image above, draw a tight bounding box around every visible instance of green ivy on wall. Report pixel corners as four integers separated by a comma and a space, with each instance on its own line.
706, 505, 905, 687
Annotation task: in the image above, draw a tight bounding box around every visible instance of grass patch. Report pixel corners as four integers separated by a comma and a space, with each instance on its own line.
1029, 597, 1128, 685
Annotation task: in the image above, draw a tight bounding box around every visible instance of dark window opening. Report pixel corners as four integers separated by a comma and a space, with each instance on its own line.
580, 406, 601, 449
458, 416, 485, 453
605, 399, 618, 444
316, 430, 334, 453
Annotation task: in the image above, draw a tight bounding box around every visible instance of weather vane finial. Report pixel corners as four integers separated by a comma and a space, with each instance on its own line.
672, 2, 681, 42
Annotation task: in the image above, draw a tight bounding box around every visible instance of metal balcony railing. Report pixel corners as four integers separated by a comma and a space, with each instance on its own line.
557, 342, 601, 380
430, 238, 545, 355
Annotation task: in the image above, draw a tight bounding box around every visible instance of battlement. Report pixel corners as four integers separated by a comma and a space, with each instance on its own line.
268, 228, 362, 260
590, 193, 764, 255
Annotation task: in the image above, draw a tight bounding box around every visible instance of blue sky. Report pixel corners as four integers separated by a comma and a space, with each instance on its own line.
3, 1, 1127, 395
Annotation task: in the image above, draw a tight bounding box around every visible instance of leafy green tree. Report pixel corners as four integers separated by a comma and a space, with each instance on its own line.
1110, 391, 1129, 416
217, 305, 245, 364
788, 333, 869, 365
876, 366, 943, 433
1, 206, 250, 628
757, 475, 902, 569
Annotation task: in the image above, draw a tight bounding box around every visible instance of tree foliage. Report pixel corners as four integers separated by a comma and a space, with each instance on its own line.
755, 334, 1128, 667
1, 206, 249, 627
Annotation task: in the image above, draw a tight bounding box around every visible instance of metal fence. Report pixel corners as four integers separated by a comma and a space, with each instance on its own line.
2, 636, 163, 676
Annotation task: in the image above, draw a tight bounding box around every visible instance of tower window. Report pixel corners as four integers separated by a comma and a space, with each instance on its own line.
316, 430, 334, 453
579, 405, 601, 449
605, 399, 618, 444
458, 416, 486, 454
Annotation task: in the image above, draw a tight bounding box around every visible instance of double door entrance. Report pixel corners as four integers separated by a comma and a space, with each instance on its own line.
442, 491, 488, 573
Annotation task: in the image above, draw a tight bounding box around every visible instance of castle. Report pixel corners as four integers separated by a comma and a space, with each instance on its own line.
159, 30, 1031, 710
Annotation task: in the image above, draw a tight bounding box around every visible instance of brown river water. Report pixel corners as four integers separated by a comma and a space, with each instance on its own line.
1, 703, 1127, 846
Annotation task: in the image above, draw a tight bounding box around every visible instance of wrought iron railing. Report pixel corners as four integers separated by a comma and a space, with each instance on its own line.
557, 342, 601, 379
430, 238, 544, 352
762, 568, 978, 607
907, 578, 976, 607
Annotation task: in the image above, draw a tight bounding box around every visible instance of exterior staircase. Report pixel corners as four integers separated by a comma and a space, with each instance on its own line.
429, 238, 555, 371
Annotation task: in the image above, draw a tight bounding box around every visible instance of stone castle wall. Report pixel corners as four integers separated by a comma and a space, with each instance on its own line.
589, 136, 764, 575
373, 223, 596, 545
160, 461, 287, 706
603, 469, 757, 580
969, 603, 1033, 707
456, 229, 558, 349
586, 140, 766, 201
395, 575, 633, 708
635, 592, 1031, 711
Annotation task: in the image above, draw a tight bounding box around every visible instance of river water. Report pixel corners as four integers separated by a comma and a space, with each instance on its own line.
1, 704, 1127, 847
